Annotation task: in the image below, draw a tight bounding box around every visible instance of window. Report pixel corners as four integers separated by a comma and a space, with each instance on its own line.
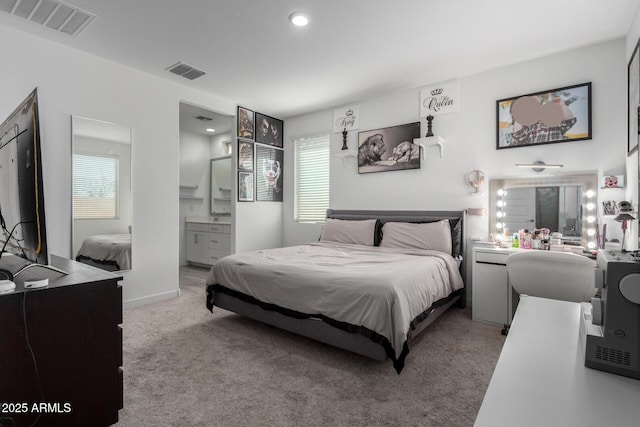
294, 134, 330, 223
73, 154, 119, 219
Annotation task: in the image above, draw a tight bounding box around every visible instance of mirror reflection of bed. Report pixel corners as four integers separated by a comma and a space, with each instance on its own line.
71, 116, 132, 272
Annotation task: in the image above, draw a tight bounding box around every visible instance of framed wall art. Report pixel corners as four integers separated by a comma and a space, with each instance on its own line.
255, 112, 283, 147
255, 145, 283, 202
238, 171, 254, 202
237, 106, 254, 140
496, 82, 592, 150
603, 174, 624, 189
629, 40, 640, 155
357, 122, 421, 174
238, 139, 254, 171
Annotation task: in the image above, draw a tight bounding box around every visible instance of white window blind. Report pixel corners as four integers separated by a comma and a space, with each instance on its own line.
73, 154, 119, 219
294, 134, 330, 223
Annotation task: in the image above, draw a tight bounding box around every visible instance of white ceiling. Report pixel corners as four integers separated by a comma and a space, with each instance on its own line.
1, 0, 639, 120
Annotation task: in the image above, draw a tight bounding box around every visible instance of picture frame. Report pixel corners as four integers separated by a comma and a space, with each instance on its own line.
496, 82, 592, 150
628, 40, 640, 155
255, 145, 283, 202
238, 139, 254, 171
603, 175, 625, 189
357, 122, 421, 174
238, 171, 254, 202
237, 106, 255, 140
255, 112, 283, 148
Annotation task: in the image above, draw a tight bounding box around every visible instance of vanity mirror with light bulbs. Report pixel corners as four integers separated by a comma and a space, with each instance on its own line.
71, 116, 132, 271
489, 174, 598, 250
473, 173, 598, 327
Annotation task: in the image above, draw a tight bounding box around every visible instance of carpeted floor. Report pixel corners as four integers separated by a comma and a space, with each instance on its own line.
117, 267, 505, 427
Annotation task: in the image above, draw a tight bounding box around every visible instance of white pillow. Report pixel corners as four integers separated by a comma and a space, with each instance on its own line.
319, 218, 377, 246
379, 220, 452, 254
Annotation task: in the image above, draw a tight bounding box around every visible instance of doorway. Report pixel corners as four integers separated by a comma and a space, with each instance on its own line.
178, 102, 234, 266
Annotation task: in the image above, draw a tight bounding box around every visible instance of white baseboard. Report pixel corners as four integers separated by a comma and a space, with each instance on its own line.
123, 289, 180, 309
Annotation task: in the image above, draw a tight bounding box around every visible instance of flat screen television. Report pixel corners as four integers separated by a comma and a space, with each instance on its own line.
0, 88, 52, 278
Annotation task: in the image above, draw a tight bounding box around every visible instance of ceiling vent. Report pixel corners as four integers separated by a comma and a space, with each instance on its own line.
166, 62, 207, 80
0, 0, 96, 37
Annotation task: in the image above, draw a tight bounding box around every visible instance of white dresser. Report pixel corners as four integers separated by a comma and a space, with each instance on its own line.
185, 221, 231, 266
472, 246, 518, 326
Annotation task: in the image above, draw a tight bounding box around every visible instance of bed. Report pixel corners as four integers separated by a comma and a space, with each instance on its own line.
206, 209, 466, 373
75, 233, 131, 272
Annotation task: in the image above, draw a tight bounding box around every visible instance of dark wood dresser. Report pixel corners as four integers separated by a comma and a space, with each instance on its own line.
0, 255, 123, 427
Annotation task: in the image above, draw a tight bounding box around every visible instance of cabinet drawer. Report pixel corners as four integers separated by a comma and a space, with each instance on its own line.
209, 233, 223, 249
209, 248, 223, 264
209, 224, 230, 234
475, 251, 510, 265
186, 222, 210, 232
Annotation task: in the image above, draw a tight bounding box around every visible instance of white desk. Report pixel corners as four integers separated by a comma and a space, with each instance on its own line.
475, 296, 640, 427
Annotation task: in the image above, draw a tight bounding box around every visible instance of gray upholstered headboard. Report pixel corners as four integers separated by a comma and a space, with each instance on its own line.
325, 209, 466, 259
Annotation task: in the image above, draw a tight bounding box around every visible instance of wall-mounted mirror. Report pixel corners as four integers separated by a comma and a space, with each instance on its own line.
72, 116, 132, 271
489, 174, 598, 249
211, 156, 232, 214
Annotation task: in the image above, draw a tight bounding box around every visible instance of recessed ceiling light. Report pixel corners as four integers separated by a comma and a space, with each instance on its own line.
288, 12, 309, 27
206, 128, 215, 132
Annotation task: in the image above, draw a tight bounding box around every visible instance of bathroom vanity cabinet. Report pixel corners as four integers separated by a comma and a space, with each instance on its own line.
185, 221, 231, 266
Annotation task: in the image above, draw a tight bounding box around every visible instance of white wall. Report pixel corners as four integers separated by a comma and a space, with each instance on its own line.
210, 132, 232, 158
284, 38, 627, 301
179, 129, 212, 191
0, 24, 236, 306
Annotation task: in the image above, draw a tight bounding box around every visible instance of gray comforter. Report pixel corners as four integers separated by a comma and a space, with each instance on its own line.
207, 242, 464, 361
76, 233, 131, 271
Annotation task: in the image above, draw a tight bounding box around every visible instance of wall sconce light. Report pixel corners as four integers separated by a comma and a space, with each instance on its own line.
466, 169, 485, 195
515, 160, 564, 172
414, 115, 446, 158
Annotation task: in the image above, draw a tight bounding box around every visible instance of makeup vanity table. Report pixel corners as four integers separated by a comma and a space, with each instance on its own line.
472, 245, 595, 327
